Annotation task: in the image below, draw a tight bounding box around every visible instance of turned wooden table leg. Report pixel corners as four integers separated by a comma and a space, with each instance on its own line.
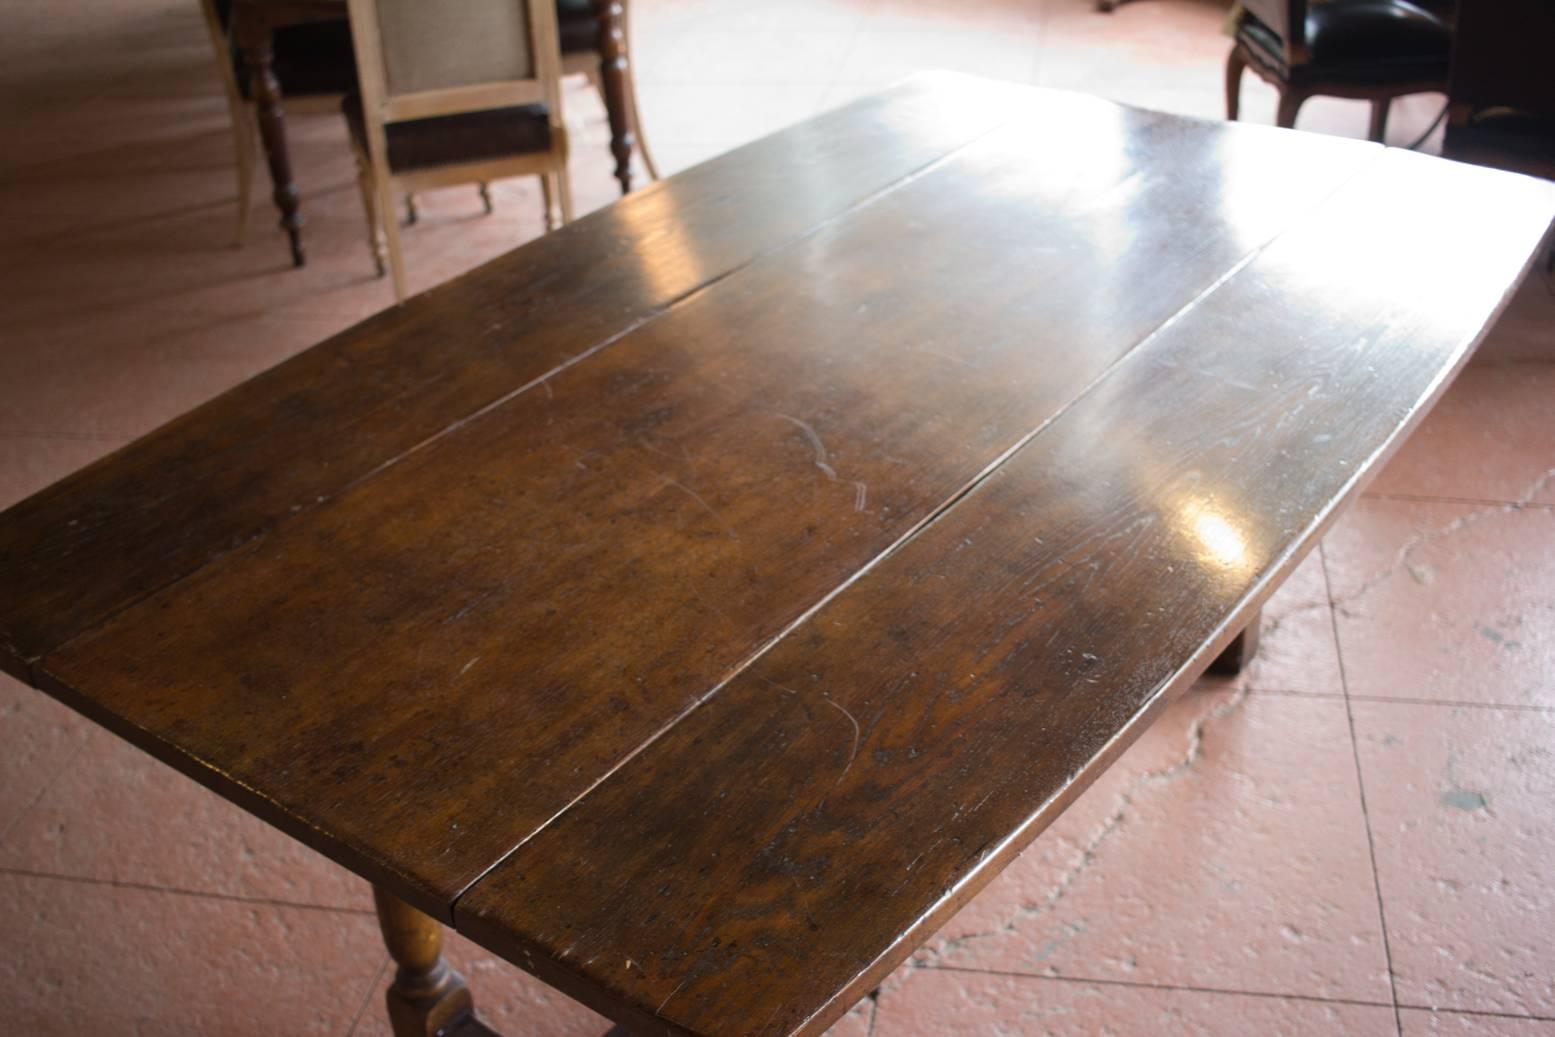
597, 0, 636, 195
236, 14, 306, 267
1208, 606, 1262, 676
373, 886, 497, 1037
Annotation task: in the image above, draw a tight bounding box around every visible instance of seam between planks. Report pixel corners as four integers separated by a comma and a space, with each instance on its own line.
21, 99, 1025, 693
445, 144, 1394, 931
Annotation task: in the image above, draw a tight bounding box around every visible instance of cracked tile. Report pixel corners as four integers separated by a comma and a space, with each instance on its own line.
1354, 701, 1555, 1017
1324, 499, 1555, 707
874, 968, 1396, 1036
1368, 364, 1555, 505
1196, 548, 1343, 697
0, 725, 371, 911
0, 870, 382, 1036
916, 692, 1388, 1002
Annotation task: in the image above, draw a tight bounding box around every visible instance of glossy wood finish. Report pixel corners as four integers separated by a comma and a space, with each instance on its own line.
0, 73, 1019, 691
1, 75, 1551, 1037
22, 92, 1380, 920
456, 148, 1555, 1037
375, 886, 496, 1037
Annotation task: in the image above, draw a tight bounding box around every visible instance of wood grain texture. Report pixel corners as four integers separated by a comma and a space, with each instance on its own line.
27, 91, 1377, 920
451, 150, 1555, 1037
0, 72, 1023, 683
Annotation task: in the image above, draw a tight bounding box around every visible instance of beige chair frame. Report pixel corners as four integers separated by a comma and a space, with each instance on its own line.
199, 0, 261, 245
345, 0, 574, 302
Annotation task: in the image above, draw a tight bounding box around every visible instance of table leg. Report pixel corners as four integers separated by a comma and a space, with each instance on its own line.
1208, 607, 1262, 676
597, 0, 636, 195
373, 886, 497, 1037
236, 17, 307, 267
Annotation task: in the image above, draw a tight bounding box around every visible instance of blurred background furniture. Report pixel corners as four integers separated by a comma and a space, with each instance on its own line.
199, 0, 355, 248
1225, 0, 1453, 139
1443, 0, 1555, 182
220, 0, 654, 268
558, 0, 658, 190
343, 0, 574, 302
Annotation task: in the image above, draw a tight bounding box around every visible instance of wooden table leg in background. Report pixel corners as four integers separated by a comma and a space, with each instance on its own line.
373, 886, 499, 1037
235, 13, 307, 267
1208, 606, 1262, 676
597, 0, 636, 195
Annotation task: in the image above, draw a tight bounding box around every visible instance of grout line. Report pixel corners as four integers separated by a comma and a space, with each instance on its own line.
0, 738, 89, 851
916, 964, 1555, 1023
344, 954, 392, 1037
1220, 685, 1555, 714
0, 865, 377, 917
1361, 491, 1555, 510
921, 963, 1396, 1013
1319, 541, 1404, 1037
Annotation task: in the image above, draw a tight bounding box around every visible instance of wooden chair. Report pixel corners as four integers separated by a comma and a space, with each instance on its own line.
343, 0, 574, 302
557, 0, 659, 191
198, 0, 356, 244
1225, 0, 1453, 141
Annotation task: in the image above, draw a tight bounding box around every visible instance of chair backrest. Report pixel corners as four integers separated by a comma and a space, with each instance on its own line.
345, 0, 565, 126
1242, 0, 1309, 66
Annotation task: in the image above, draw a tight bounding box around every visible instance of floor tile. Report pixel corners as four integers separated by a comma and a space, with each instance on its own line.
1401, 1009, 1555, 1036
0, 870, 382, 1037
1355, 701, 1555, 1017
0, 725, 371, 911
1367, 364, 1555, 505
349, 929, 874, 1036
1473, 273, 1555, 368
0, 678, 88, 844
0, 435, 126, 510
1324, 499, 1555, 707
875, 967, 1397, 1036
1195, 548, 1343, 696
917, 692, 1389, 1002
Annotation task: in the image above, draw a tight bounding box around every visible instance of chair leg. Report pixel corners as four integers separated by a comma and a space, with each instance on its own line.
349, 142, 387, 278
538, 173, 557, 231
555, 168, 575, 225
379, 179, 409, 303
1275, 89, 1304, 130
233, 108, 259, 246
478, 182, 494, 215
1368, 98, 1389, 143
1224, 48, 1245, 122
623, 71, 659, 180
404, 194, 419, 226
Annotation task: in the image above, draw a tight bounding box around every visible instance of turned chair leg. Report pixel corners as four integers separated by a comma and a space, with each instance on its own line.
373, 886, 498, 1037
1368, 98, 1390, 143
1224, 48, 1245, 121
404, 194, 419, 226
478, 182, 494, 215
1275, 90, 1304, 130
1208, 607, 1262, 676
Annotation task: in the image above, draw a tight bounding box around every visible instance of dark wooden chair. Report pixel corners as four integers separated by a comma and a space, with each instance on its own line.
557, 0, 659, 191
1225, 0, 1454, 141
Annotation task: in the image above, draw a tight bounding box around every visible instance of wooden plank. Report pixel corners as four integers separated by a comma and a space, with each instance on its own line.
0, 72, 1026, 682
33, 96, 1378, 919
451, 150, 1555, 1037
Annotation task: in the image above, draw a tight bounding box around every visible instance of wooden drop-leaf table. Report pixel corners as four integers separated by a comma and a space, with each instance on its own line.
2, 73, 1552, 1037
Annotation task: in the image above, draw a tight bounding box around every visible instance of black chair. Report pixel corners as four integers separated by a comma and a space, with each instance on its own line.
1226, 0, 1454, 141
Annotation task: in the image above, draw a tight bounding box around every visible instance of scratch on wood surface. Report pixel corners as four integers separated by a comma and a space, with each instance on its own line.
458, 655, 480, 677
656, 979, 689, 1015
663, 477, 741, 541
777, 414, 869, 512
822, 695, 861, 785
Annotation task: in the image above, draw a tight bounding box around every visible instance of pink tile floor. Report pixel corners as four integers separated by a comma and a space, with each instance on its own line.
1, 0, 1552, 1033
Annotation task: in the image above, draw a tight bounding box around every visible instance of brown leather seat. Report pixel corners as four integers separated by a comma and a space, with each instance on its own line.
342, 93, 552, 175
1227, 0, 1454, 140
1239, 0, 1451, 84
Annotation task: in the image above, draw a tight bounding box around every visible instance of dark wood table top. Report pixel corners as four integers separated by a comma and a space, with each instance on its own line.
3, 73, 1552, 1037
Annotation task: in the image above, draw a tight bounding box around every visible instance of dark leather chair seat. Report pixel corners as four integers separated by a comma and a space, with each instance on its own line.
342, 93, 552, 174
556, 0, 599, 54
1242, 0, 1451, 84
